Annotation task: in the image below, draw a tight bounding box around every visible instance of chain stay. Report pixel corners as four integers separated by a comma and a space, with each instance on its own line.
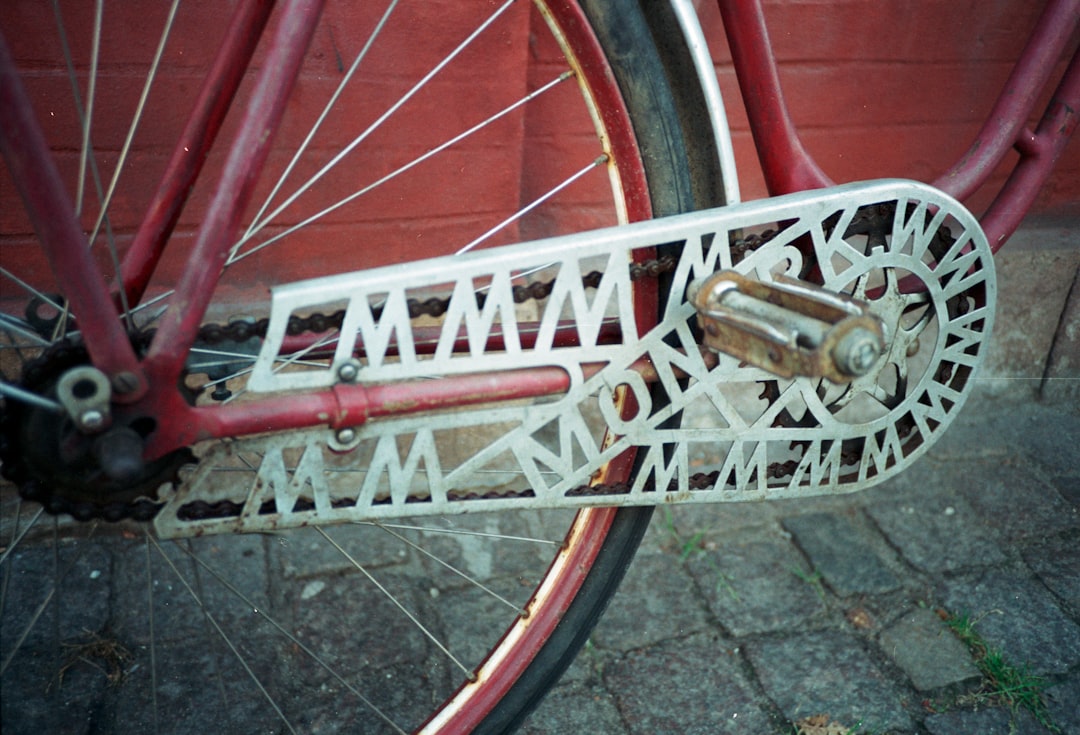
155, 180, 996, 538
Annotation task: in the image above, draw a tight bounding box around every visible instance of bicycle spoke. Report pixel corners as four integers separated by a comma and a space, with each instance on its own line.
0, 315, 53, 349
0, 382, 64, 413
87, 0, 179, 250
235, 0, 519, 250
85, 0, 180, 330
147, 534, 298, 735
173, 540, 408, 734
229, 69, 573, 265
315, 527, 477, 681
1, 2, 663, 730
245, 0, 402, 239
218, 331, 341, 403
375, 523, 525, 614
0, 521, 99, 677
74, 0, 104, 217
0, 268, 65, 315
187, 539, 232, 711
144, 536, 160, 735
456, 154, 608, 255
0, 506, 43, 571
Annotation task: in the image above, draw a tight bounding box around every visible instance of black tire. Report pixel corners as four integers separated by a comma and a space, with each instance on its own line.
472, 1, 728, 731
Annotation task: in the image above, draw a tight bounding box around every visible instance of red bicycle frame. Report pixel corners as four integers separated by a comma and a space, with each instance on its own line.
1, 0, 1077, 461
716, 0, 1080, 250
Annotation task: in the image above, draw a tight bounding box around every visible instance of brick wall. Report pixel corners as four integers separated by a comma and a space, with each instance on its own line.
696, 0, 1079, 215
2, 0, 1076, 306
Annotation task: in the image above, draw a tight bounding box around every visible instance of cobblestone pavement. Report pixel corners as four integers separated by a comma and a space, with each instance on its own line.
2, 385, 1076, 734
520, 385, 1080, 734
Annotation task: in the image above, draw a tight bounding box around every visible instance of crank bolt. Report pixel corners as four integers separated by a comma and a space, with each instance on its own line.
336, 360, 361, 383
833, 327, 882, 377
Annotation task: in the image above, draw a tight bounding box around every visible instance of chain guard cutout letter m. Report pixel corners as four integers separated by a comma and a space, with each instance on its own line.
157, 180, 995, 538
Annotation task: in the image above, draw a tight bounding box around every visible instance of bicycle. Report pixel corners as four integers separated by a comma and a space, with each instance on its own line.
0, 1, 1076, 733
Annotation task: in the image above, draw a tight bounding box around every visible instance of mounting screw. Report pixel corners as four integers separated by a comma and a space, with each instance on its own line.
336, 360, 361, 383
79, 409, 106, 432
833, 327, 882, 376
335, 427, 357, 444
112, 371, 140, 395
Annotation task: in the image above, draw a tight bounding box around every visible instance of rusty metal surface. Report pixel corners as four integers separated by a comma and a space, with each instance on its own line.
690, 270, 885, 383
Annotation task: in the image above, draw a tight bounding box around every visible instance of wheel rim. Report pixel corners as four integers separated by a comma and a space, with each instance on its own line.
0, 2, 664, 733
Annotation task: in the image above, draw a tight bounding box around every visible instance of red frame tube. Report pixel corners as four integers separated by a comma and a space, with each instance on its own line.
715, 0, 1080, 249
714, 0, 833, 196
142, 0, 326, 390
0, 32, 145, 396
119, 0, 276, 309
980, 50, 1080, 250
931, 0, 1080, 204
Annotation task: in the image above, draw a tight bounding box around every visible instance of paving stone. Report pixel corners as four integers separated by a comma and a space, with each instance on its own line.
877, 607, 979, 691
0, 644, 106, 735
0, 540, 111, 650
273, 522, 413, 579
867, 493, 1007, 573
287, 570, 436, 681
1045, 672, 1080, 735
590, 551, 710, 652
410, 509, 565, 592
113, 532, 270, 646
957, 461, 1077, 542
1055, 474, 1080, 505
523, 683, 627, 735
932, 388, 1080, 479
112, 639, 286, 735
653, 497, 779, 547
686, 527, 829, 636
982, 248, 1079, 390
1020, 529, 1080, 611
437, 583, 531, 673
746, 630, 914, 733
783, 512, 901, 596
938, 568, 1080, 675
924, 707, 1053, 735
1040, 263, 1080, 404
284, 571, 451, 732
603, 635, 775, 735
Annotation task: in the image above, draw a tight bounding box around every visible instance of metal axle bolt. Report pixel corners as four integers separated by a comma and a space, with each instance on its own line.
833, 327, 882, 376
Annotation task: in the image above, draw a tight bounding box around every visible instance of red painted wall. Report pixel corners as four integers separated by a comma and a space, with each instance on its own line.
696, 0, 1079, 215
1, 0, 1076, 311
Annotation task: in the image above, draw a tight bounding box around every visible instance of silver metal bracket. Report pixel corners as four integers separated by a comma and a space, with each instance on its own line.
56, 366, 112, 433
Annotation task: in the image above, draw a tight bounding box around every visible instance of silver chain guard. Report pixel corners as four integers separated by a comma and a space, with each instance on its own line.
156, 180, 995, 538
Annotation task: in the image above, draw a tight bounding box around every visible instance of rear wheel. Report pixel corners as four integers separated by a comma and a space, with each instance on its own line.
0, 1, 726, 732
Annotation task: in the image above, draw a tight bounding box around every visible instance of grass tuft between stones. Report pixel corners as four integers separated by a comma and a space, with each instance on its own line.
938, 608, 1060, 733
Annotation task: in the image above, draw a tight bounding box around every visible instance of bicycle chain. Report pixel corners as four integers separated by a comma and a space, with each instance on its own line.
194, 231, 774, 347
4, 229, 791, 524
